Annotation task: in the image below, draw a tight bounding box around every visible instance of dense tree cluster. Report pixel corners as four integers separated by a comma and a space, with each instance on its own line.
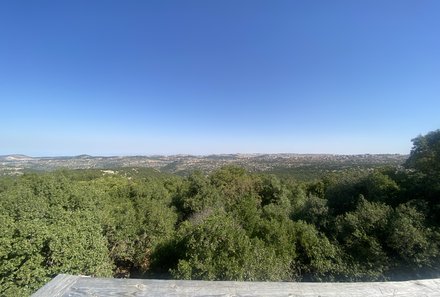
1, 131, 440, 296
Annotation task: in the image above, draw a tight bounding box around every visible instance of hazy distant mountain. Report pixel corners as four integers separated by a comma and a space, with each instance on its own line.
0, 154, 33, 161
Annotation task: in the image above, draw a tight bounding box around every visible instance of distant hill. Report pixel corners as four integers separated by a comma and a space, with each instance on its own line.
0, 153, 408, 180
0, 154, 33, 161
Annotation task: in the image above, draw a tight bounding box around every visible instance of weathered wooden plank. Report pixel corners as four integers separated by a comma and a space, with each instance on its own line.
32, 274, 81, 297
32, 275, 440, 297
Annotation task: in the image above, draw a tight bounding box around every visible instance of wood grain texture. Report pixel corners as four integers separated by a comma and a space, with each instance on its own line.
32, 274, 81, 297
32, 275, 440, 297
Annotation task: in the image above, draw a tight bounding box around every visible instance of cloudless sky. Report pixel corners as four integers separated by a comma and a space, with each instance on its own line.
1, 0, 439, 156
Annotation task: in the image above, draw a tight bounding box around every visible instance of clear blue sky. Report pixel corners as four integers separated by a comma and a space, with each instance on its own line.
1, 1, 439, 156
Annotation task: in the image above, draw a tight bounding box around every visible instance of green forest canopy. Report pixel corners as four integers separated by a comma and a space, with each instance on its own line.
1, 130, 440, 296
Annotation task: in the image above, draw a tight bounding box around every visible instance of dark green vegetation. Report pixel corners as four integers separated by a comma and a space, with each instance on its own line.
1, 131, 439, 296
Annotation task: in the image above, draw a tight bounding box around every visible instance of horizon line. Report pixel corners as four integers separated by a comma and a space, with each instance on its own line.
1, 152, 410, 158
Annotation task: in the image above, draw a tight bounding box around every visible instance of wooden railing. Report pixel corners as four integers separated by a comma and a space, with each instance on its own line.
32, 274, 440, 296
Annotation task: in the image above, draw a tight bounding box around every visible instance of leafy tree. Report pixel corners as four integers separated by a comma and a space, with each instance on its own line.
210, 166, 260, 211
325, 171, 369, 215
307, 180, 326, 199
258, 175, 290, 207
335, 198, 391, 280
359, 172, 400, 204
386, 203, 439, 277
0, 173, 113, 296
293, 195, 330, 231
172, 213, 293, 281
96, 176, 178, 277
293, 221, 342, 280
229, 193, 262, 237
405, 129, 440, 175
173, 171, 221, 219
405, 129, 440, 222
253, 215, 296, 265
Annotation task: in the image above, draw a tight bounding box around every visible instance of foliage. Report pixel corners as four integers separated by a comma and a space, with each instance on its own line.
386, 203, 440, 278
404, 130, 440, 225
405, 129, 440, 176
293, 221, 342, 280
1, 130, 440, 295
335, 198, 392, 280
171, 213, 293, 281
0, 174, 113, 296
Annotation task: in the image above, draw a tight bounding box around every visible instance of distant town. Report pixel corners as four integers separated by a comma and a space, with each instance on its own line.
0, 153, 407, 179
